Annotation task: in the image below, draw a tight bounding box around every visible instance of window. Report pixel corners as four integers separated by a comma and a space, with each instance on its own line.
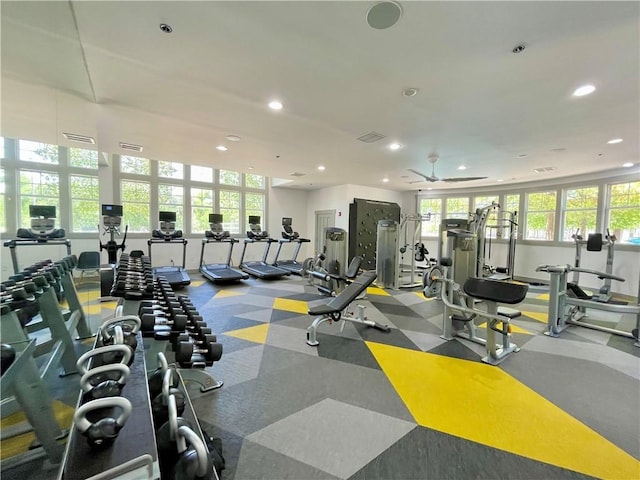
562, 186, 598, 241
19, 140, 59, 165
219, 190, 240, 234
504, 194, 520, 214
191, 187, 213, 234
474, 195, 500, 238
245, 173, 265, 189
607, 181, 640, 244
419, 198, 442, 236
245, 192, 265, 229
19, 170, 60, 225
191, 165, 213, 183
0, 168, 5, 233
69, 148, 99, 169
70, 174, 99, 232
158, 184, 184, 230
525, 191, 557, 240
158, 161, 184, 180
445, 197, 469, 219
121, 180, 150, 232
120, 155, 150, 175
219, 170, 240, 186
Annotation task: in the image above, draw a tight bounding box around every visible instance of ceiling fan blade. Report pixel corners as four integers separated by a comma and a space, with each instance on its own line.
408, 169, 437, 182
441, 176, 488, 183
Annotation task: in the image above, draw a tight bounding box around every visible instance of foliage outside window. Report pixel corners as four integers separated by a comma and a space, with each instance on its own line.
0, 169, 5, 233
158, 184, 184, 230
219, 170, 241, 186
245, 173, 265, 189
158, 161, 184, 179
562, 186, 598, 241
245, 193, 265, 229
121, 180, 150, 232
191, 165, 213, 183
191, 187, 213, 234
504, 194, 520, 214
120, 156, 150, 175
608, 181, 640, 244
19, 170, 60, 226
70, 175, 99, 232
19, 140, 59, 165
220, 190, 240, 234
69, 148, 98, 169
445, 197, 469, 219
474, 195, 500, 238
419, 198, 442, 236
525, 191, 556, 240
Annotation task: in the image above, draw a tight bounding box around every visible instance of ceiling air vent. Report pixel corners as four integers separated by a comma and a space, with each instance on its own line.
290, 172, 306, 177
357, 132, 386, 143
119, 142, 143, 152
533, 166, 556, 173
63, 132, 95, 144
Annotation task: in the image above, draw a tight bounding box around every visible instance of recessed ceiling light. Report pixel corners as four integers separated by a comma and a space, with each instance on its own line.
457, 165, 467, 171
388, 143, 402, 150
401, 87, 419, 97
607, 138, 623, 144
622, 162, 634, 168
268, 100, 283, 110
573, 84, 596, 97
426, 187, 432, 191
497, 179, 505, 182
159, 23, 172, 33
226, 135, 241, 142
382, 178, 389, 183
216, 145, 228, 151
317, 165, 326, 171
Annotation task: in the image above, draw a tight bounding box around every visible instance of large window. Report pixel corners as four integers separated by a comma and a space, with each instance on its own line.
562, 186, 598, 241
159, 161, 184, 180
219, 190, 240, 234
504, 194, 520, 214
525, 191, 557, 240
608, 181, 640, 244
246, 173, 265, 189
19, 140, 59, 165
19, 170, 60, 226
245, 192, 265, 229
474, 195, 500, 238
445, 197, 469, 219
191, 187, 214, 234
419, 198, 442, 236
219, 170, 240, 186
191, 165, 213, 183
70, 174, 100, 232
69, 148, 99, 169
121, 180, 150, 232
120, 155, 150, 175
158, 184, 184, 230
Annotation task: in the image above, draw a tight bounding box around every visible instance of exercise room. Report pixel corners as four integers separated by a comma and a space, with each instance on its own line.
1, 2, 638, 480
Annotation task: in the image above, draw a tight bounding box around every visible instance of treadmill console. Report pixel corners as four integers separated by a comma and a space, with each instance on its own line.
281, 217, 300, 240
16, 205, 66, 240
246, 215, 269, 241
152, 211, 183, 240
206, 213, 230, 240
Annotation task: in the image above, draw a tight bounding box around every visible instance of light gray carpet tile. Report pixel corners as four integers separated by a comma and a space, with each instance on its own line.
245, 398, 416, 479
233, 309, 274, 323
265, 323, 319, 357
205, 344, 264, 390
383, 312, 442, 334
401, 329, 449, 352
392, 292, 431, 307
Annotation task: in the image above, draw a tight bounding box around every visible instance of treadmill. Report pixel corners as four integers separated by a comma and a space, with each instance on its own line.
239, 216, 290, 279
200, 213, 249, 283
272, 217, 310, 275
148, 211, 191, 288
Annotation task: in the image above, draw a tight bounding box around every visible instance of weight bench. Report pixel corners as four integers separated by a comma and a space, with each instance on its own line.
306, 271, 389, 346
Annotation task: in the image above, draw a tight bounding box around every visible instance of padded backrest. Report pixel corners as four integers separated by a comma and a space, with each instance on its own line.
345, 256, 363, 279
324, 271, 377, 311
463, 277, 528, 305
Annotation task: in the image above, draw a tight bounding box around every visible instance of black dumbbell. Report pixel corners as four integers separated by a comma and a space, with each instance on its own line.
175, 337, 223, 365
74, 397, 132, 448
80, 363, 130, 401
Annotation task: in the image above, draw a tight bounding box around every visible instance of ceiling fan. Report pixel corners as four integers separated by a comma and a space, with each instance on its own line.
408, 153, 488, 183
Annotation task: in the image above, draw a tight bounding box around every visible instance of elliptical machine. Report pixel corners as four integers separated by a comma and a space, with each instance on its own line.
99, 204, 128, 297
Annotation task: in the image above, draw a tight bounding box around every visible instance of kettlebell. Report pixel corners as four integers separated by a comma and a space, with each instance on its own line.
74, 396, 132, 448
80, 363, 130, 401
156, 394, 194, 466
148, 352, 179, 399
152, 368, 185, 426
174, 426, 214, 480
100, 315, 141, 351
76, 344, 133, 381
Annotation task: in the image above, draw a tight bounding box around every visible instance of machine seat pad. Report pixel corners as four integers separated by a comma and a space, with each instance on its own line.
308, 271, 377, 316
463, 277, 528, 305
496, 306, 521, 319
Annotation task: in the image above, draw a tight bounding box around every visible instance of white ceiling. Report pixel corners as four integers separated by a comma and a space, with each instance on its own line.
2, 1, 638, 191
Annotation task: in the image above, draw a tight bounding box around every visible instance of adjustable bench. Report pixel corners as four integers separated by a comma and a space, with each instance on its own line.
306, 271, 389, 346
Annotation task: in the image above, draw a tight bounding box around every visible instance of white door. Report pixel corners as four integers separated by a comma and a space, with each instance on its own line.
314, 210, 335, 255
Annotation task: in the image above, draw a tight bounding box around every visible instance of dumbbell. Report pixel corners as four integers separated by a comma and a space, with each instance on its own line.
174, 425, 215, 480
77, 344, 133, 380
141, 312, 188, 336
99, 315, 141, 351
152, 368, 186, 426
74, 397, 132, 448
148, 352, 179, 399
80, 363, 130, 401
175, 337, 223, 367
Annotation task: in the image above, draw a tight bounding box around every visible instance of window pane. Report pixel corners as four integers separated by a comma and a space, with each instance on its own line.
158, 161, 184, 179
191, 165, 213, 183
0, 169, 5, 233
525, 191, 556, 240
245, 173, 265, 189
608, 181, 640, 244
219, 170, 240, 186
504, 194, 520, 213
121, 180, 150, 232
70, 175, 99, 232
159, 184, 184, 230
19, 140, 59, 164
562, 186, 599, 241
69, 148, 98, 169
245, 193, 265, 229
220, 190, 240, 234
19, 170, 60, 226
445, 197, 469, 219
419, 198, 441, 236
120, 155, 150, 175
191, 187, 213, 233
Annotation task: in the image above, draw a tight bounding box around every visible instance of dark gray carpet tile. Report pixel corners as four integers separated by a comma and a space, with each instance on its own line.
607, 334, 640, 357
502, 350, 640, 459
315, 334, 382, 370
368, 301, 423, 318
269, 314, 315, 331
196, 421, 244, 480
351, 324, 421, 351
427, 338, 483, 362
383, 313, 443, 335
234, 440, 341, 480
257, 344, 323, 377
246, 286, 295, 297
366, 295, 404, 306
198, 302, 268, 320
408, 299, 445, 317
280, 292, 327, 302
348, 425, 598, 480
206, 315, 264, 334
269, 309, 305, 322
